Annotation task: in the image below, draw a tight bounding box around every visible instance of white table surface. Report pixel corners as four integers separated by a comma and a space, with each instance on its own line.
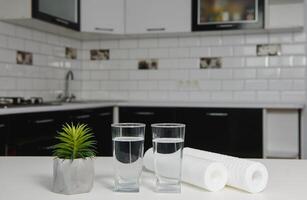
1, 157, 307, 200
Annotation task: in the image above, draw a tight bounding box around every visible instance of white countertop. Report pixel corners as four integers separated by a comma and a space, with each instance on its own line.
0, 100, 304, 115
0, 157, 307, 200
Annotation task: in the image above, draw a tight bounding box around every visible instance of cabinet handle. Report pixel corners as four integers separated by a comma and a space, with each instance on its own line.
217, 24, 234, 28
98, 112, 111, 117
206, 113, 229, 117
146, 28, 166, 32
95, 27, 114, 32
75, 115, 91, 119
134, 112, 155, 116
0, 124, 5, 128
34, 119, 54, 124
55, 18, 69, 25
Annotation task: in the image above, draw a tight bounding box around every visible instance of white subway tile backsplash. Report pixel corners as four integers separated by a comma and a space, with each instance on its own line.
282, 44, 305, 55
200, 36, 222, 46
158, 38, 178, 47
293, 56, 306, 66
129, 48, 149, 59
179, 37, 200, 47
8, 37, 24, 50
0, 21, 304, 104
138, 81, 158, 90
211, 46, 233, 57
281, 91, 305, 102
246, 57, 269, 67
119, 39, 138, 49
189, 92, 210, 101
139, 38, 158, 48
245, 34, 268, 44
280, 68, 305, 79
293, 32, 306, 42
0, 35, 7, 48
222, 35, 245, 45
245, 80, 268, 90
0, 49, 15, 63
269, 33, 292, 43
293, 80, 305, 90
110, 49, 129, 59
169, 69, 189, 80
109, 70, 128, 80
269, 80, 292, 90
100, 40, 119, 49
211, 91, 233, 101
169, 48, 190, 58
257, 68, 281, 79
148, 48, 169, 58
129, 70, 148, 80
222, 57, 245, 67
15, 26, 32, 40
233, 69, 257, 79
190, 47, 210, 57
233, 91, 256, 101
119, 81, 138, 90
222, 80, 244, 90
233, 46, 256, 56
158, 80, 177, 91
147, 70, 169, 80
199, 80, 222, 90
269, 56, 293, 67
0, 22, 15, 36
209, 69, 232, 79
257, 91, 280, 102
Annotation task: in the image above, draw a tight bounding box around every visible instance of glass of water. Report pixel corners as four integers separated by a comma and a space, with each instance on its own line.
112, 123, 145, 192
151, 123, 185, 193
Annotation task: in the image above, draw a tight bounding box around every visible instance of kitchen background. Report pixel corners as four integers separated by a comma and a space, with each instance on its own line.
0, 21, 305, 103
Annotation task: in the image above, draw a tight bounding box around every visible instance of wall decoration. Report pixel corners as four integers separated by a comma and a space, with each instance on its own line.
16, 51, 33, 65
200, 57, 222, 69
90, 49, 110, 60
65, 47, 77, 59
138, 59, 158, 70
257, 44, 281, 56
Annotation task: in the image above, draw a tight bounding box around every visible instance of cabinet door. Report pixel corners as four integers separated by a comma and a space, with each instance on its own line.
176, 108, 262, 158
126, 0, 191, 34
81, 0, 124, 34
68, 108, 113, 156
119, 107, 176, 151
0, 117, 8, 156
94, 108, 113, 156
8, 112, 61, 156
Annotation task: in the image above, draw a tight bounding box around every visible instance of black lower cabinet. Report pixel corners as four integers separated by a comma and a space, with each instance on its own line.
175, 108, 263, 158
119, 107, 176, 151
6, 107, 113, 156
0, 116, 9, 156
8, 112, 61, 156
66, 107, 113, 156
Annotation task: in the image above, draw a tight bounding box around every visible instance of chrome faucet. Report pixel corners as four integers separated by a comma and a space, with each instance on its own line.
59, 70, 76, 102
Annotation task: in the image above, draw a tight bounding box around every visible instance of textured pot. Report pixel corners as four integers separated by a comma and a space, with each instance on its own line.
53, 158, 94, 195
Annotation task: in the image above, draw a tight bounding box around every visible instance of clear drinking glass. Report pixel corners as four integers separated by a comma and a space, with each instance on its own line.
112, 123, 145, 192
151, 123, 185, 193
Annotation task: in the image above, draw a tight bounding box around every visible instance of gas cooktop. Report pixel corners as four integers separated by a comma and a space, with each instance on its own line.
0, 97, 60, 108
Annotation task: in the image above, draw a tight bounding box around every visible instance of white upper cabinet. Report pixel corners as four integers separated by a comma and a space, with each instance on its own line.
265, 0, 304, 30
81, 0, 125, 34
125, 0, 191, 34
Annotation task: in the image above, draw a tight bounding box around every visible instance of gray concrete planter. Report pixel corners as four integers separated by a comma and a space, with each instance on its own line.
53, 158, 95, 195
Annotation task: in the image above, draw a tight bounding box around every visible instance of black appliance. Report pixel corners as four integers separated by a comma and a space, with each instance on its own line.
192, 0, 264, 31
32, 0, 80, 30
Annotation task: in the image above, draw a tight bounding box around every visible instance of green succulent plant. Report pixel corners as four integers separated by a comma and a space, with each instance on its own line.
53, 123, 97, 160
